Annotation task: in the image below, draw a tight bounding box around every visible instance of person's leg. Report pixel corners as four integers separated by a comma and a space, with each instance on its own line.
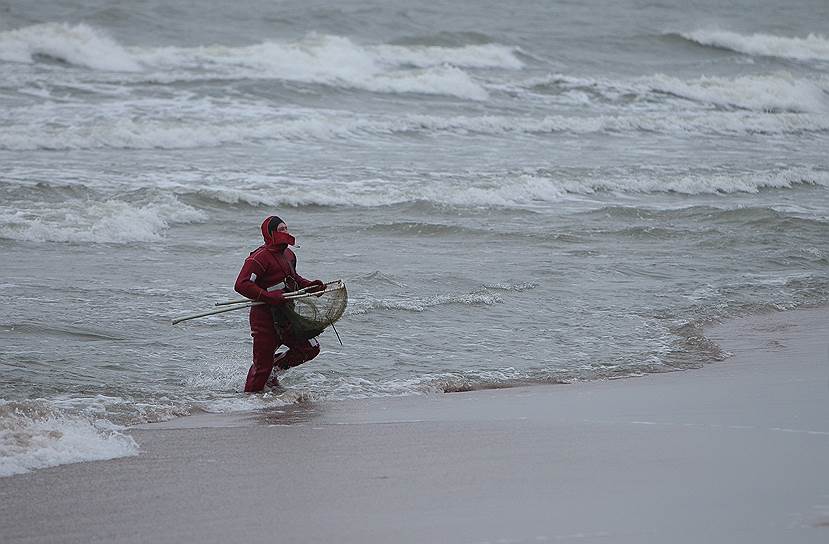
245, 307, 280, 392
274, 331, 320, 370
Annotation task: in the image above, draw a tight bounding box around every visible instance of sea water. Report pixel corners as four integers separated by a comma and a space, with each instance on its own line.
1, 0, 828, 476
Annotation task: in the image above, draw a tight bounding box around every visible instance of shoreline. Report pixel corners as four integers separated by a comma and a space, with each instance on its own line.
1, 307, 828, 543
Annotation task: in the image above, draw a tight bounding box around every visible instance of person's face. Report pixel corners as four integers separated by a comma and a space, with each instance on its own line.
276, 222, 288, 233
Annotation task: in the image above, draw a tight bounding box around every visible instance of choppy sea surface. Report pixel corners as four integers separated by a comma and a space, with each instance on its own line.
1, 0, 828, 476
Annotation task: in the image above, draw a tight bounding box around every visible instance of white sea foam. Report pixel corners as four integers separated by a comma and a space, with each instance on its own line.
658, 169, 829, 194
367, 65, 488, 100
0, 24, 518, 99
136, 34, 499, 99
644, 73, 828, 113
263, 173, 573, 209
0, 195, 206, 244
185, 357, 249, 394
512, 73, 637, 103
137, 33, 521, 72
483, 281, 539, 292
372, 42, 523, 69
2, 108, 827, 151
0, 22, 141, 71
349, 292, 503, 315
518, 72, 829, 113
138, 166, 829, 211
5, 167, 823, 222
299, 368, 528, 400
680, 29, 829, 61
524, 166, 829, 196
0, 118, 280, 151
0, 401, 138, 477
49, 394, 192, 427
403, 110, 829, 137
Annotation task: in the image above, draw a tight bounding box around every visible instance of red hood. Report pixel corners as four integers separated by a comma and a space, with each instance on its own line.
260, 216, 295, 247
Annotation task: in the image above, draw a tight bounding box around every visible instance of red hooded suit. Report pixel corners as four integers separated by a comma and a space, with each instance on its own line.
235, 217, 322, 392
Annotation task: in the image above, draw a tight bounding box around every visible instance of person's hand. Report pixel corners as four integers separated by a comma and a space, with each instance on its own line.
309, 280, 326, 297
263, 290, 285, 305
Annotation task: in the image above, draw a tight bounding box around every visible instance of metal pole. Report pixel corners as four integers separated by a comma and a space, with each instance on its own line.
171, 301, 261, 325
171, 281, 345, 325
213, 279, 343, 306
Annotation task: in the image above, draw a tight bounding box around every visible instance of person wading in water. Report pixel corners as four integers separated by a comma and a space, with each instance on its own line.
234, 216, 326, 392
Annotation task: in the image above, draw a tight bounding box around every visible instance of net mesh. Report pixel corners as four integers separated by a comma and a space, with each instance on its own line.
276, 282, 348, 340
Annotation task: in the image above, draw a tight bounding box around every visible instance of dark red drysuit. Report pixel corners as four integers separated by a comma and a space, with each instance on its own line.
234, 217, 322, 392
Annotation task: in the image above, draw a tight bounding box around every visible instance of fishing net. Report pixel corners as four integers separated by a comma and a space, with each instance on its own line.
273, 281, 348, 340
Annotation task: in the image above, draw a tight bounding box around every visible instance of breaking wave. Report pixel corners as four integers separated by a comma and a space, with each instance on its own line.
644, 73, 828, 113
525, 165, 829, 196
179, 166, 829, 209
135, 33, 521, 72
2, 167, 825, 225
678, 29, 829, 62
2, 110, 828, 151
0, 22, 141, 71
0, 400, 138, 477
0, 23, 523, 99
519, 72, 829, 113
0, 195, 206, 244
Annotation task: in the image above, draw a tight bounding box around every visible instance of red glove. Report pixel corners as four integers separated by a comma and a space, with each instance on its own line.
262, 290, 286, 305
309, 280, 326, 296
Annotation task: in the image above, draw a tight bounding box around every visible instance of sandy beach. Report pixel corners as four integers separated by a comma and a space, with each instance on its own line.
2, 307, 828, 544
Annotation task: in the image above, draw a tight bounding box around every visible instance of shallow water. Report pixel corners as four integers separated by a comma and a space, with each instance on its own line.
1, 0, 828, 476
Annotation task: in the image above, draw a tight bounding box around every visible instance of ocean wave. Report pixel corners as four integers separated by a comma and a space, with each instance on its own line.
535, 166, 829, 196
28, 166, 814, 218
296, 361, 683, 400
581, 204, 829, 235
2, 109, 827, 151
300, 368, 531, 399
4, 167, 825, 218
518, 72, 829, 113
0, 194, 206, 244
349, 271, 407, 287
678, 29, 829, 62
705, 206, 829, 229
365, 222, 576, 244
135, 32, 521, 72
0, 23, 523, 99
482, 281, 539, 292
644, 73, 828, 113
185, 173, 575, 209
0, 400, 138, 477
349, 292, 503, 315
0, 22, 141, 71
186, 166, 829, 210
136, 52, 490, 99
365, 221, 490, 237
402, 110, 829, 135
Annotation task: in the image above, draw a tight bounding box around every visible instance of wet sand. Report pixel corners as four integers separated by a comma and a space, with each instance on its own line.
1, 307, 828, 543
